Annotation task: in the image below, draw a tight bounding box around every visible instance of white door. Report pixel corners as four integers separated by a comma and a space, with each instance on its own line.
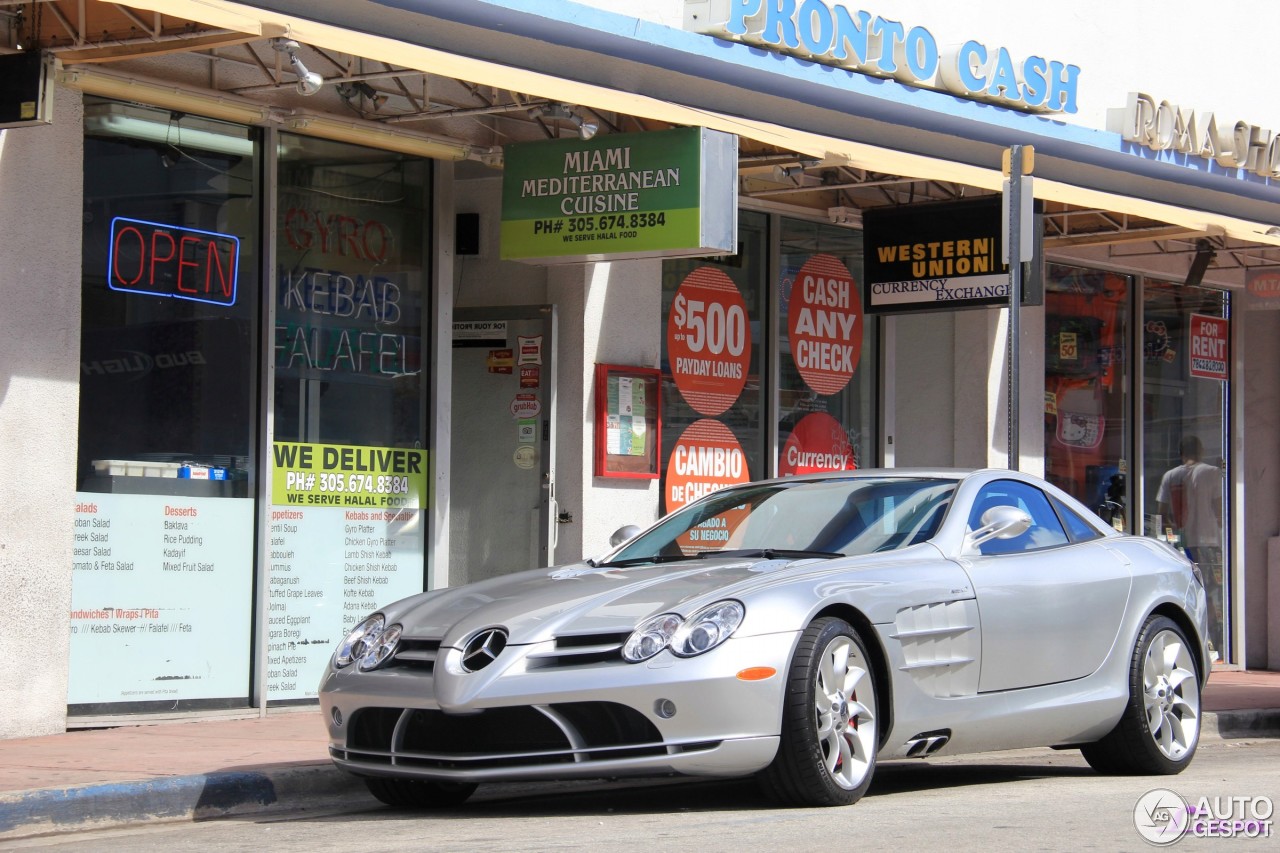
449, 306, 557, 585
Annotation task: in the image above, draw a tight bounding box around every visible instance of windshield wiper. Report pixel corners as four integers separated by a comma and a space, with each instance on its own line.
593, 554, 696, 568
697, 548, 843, 561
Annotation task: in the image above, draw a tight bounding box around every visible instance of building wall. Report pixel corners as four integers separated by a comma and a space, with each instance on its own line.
893, 304, 1045, 472
1242, 306, 1280, 669
550, 260, 664, 562
0, 86, 83, 737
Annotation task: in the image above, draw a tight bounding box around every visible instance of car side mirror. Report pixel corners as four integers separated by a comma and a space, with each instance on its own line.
965, 505, 1033, 551
609, 524, 642, 547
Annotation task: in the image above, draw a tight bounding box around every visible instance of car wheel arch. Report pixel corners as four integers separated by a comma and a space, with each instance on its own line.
1148, 602, 1208, 685
809, 603, 893, 751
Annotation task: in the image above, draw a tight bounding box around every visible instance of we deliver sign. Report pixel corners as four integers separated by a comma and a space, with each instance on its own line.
1188, 313, 1229, 380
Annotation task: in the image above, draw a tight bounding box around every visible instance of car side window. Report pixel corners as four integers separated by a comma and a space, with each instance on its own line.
968, 480, 1070, 556
1052, 496, 1104, 543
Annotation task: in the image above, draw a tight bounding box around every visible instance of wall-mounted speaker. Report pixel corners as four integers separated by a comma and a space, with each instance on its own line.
456, 212, 480, 255
0, 51, 55, 128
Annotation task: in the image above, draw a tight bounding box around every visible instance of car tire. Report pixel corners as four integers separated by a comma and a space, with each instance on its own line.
1081, 614, 1201, 775
759, 617, 879, 807
365, 777, 478, 808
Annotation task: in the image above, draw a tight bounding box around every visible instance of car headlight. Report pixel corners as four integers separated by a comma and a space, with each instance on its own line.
622, 600, 744, 662
671, 600, 744, 656
335, 614, 402, 671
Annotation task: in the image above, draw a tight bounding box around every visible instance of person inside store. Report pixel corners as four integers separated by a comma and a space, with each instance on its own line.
1156, 435, 1223, 654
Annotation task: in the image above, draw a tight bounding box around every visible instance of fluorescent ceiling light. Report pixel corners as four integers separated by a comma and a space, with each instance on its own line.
60, 66, 271, 125
285, 111, 469, 160
83, 102, 256, 157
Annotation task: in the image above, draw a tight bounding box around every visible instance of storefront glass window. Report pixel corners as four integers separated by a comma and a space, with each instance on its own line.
71, 99, 260, 713
1142, 281, 1229, 660
777, 219, 876, 474
1043, 264, 1131, 530
268, 134, 432, 701
660, 211, 767, 514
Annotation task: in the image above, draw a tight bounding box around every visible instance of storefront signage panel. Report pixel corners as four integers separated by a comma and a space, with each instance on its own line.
108, 217, 239, 306
1109, 92, 1280, 178
684, 1, 1080, 114
665, 418, 751, 514
501, 126, 737, 263
68, 494, 252, 705
274, 269, 418, 379
269, 441, 427, 700
1245, 268, 1280, 311
667, 267, 752, 415
1188, 313, 1229, 381
788, 254, 863, 395
779, 411, 858, 475
864, 197, 1026, 314
272, 441, 427, 508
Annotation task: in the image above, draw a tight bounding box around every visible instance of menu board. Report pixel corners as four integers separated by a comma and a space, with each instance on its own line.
68, 493, 253, 705
266, 505, 423, 699
268, 441, 429, 700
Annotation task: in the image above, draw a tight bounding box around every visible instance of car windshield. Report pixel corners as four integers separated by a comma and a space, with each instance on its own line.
605, 477, 956, 565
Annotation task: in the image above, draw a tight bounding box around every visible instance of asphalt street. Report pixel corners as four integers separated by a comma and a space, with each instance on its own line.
13, 738, 1278, 852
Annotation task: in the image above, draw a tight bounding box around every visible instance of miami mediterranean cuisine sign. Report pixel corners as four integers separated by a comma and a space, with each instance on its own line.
501, 126, 737, 264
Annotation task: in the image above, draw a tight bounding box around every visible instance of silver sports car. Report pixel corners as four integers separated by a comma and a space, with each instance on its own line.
319, 468, 1209, 808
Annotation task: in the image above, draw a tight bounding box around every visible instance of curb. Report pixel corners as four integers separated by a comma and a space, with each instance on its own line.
1201, 709, 1280, 741
0, 762, 369, 842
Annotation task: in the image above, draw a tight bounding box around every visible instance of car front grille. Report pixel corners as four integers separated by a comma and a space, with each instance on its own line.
525, 631, 630, 668
384, 637, 441, 673
335, 702, 707, 770
382, 631, 630, 675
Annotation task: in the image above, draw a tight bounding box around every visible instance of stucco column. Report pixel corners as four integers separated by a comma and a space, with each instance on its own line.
0, 87, 84, 736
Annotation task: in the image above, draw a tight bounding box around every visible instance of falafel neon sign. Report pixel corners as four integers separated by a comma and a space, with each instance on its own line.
684, 1, 1080, 114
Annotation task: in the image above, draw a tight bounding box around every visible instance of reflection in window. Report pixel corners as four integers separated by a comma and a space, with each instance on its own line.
969, 481, 1069, 555
1141, 280, 1228, 659
273, 134, 430, 448
78, 99, 260, 495
1043, 264, 1130, 531
660, 211, 767, 514
778, 219, 876, 476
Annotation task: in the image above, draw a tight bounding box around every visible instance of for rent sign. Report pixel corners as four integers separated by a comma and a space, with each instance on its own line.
1188, 313, 1229, 380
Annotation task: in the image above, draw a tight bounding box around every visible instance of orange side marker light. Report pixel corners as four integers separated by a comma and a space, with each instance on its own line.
736, 666, 777, 681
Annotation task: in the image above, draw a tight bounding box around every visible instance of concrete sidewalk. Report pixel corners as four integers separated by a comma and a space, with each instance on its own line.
1, 669, 1277, 841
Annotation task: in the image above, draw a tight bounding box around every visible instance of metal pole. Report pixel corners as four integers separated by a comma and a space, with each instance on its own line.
1005, 146, 1027, 471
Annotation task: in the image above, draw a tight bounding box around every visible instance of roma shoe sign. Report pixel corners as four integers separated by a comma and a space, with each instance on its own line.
501, 126, 738, 264
683, 1, 1080, 114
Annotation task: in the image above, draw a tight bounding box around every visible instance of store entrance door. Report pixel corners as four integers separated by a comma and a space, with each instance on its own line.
449, 306, 557, 585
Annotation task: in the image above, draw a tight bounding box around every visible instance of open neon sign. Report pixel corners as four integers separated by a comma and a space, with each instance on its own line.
108, 217, 240, 306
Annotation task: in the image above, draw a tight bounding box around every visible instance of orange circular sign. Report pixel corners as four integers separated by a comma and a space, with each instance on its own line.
779, 412, 857, 476
668, 267, 751, 416
1248, 269, 1280, 299
787, 254, 863, 396
664, 419, 751, 514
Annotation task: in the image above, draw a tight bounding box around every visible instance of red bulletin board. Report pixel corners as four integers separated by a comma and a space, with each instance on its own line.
594, 364, 661, 479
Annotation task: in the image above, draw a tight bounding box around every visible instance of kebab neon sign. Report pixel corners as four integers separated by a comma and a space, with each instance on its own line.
108, 216, 240, 306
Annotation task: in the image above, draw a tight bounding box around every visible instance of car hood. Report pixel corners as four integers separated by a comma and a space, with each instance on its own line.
381, 551, 924, 648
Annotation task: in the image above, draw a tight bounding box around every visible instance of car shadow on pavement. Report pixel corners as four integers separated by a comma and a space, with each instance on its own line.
298, 758, 1100, 822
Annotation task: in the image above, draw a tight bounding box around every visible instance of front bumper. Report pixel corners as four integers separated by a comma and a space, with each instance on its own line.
319, 631, 796, 782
